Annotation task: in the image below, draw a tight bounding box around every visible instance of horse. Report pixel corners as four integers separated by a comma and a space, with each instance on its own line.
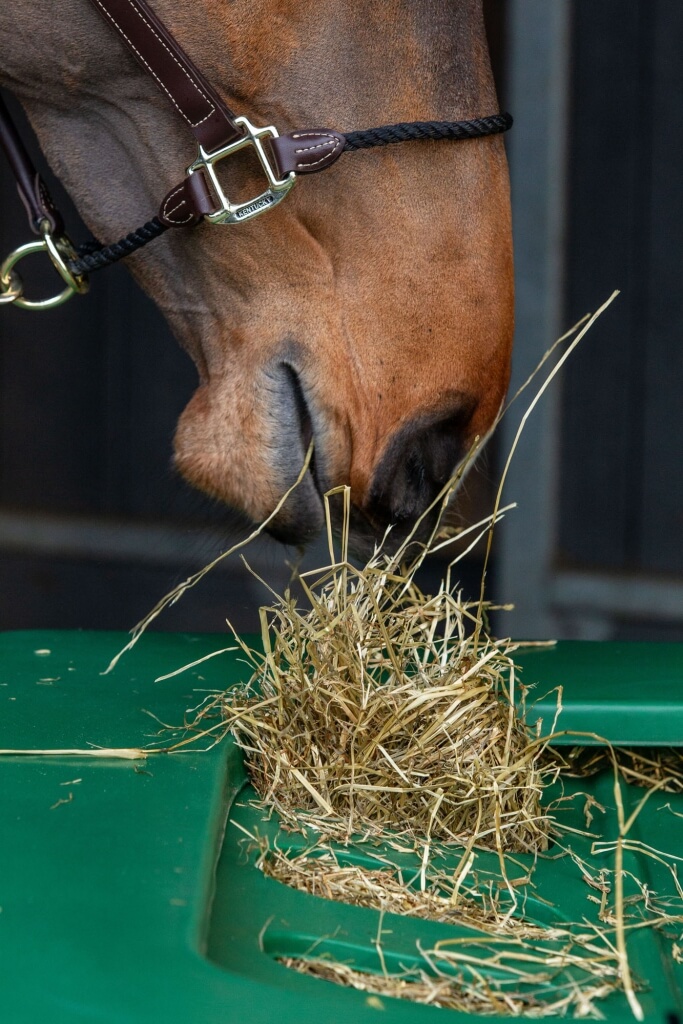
0, 0, 513, 552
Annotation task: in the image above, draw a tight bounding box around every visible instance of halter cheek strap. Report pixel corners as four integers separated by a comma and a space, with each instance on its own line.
87, 0, 243, 150
87, 0, 349, 227
0, 0, 512, 310
0, 95, 64, 236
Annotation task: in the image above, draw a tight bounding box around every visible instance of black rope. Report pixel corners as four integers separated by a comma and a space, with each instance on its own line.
343, 112, 513, 151
67, 217, 167, 276
66, 113, 512, 277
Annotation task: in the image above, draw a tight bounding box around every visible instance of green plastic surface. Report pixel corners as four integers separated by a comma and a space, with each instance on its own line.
516, 641, 683, 745
0, 631, 682, 1023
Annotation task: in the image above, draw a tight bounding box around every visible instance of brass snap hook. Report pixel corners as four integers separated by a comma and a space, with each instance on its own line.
0, 222, 89, 311
0, 269, 23, 305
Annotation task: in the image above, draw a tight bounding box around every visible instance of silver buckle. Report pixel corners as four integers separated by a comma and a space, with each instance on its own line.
187, 116, 295, 225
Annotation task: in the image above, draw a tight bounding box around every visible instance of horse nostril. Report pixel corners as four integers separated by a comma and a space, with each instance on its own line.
366, 400, 476, 526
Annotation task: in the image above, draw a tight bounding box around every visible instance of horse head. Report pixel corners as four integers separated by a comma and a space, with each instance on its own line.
0, 0, 513, 551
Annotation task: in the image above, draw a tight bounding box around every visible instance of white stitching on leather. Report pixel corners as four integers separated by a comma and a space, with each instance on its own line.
291, 133, 342, 169
92, 0, 216, 129
166, 201, 193, 223
162, 184, 194, 224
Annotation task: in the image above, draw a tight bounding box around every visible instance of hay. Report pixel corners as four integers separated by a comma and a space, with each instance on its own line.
259, 842, 522, 932
278, 954, 619, 1017
193, 486, 558, 852
254, 798, 683, 1019
0, 747, 148, 759
259, 838, 655, 1017
557, 746, 683, 793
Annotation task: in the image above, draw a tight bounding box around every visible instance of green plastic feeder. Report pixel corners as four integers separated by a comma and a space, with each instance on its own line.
0, 631, 681, 1022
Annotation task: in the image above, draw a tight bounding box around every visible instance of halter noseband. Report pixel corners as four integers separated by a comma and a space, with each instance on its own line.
0, 0, 512, 311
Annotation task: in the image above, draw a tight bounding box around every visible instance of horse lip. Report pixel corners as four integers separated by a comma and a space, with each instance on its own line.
263, 363, 327, 545
283, 363, 331, 492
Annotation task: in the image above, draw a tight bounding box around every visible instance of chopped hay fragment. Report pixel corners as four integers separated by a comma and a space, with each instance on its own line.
558, 746, 683, 794
278, 954, 620, 1018
0, 747, 148, 759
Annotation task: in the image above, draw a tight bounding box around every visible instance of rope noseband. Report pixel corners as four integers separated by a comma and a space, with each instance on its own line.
0, 0, 512, 310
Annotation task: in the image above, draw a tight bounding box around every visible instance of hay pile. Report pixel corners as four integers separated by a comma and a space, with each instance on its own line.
224, 569, 551, 850
214, 539, 681, 1020
197, 486, 557, 852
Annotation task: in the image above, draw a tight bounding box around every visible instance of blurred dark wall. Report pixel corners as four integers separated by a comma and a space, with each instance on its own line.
561, 0, 683, 575
558, 0, 683, 639
495, 0, 683, 642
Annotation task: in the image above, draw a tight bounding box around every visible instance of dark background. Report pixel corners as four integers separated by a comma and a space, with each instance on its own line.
560, 2, 683, 581
0, 1, 681, 639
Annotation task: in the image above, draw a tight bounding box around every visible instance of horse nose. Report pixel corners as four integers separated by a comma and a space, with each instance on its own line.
365, 403, 475, 527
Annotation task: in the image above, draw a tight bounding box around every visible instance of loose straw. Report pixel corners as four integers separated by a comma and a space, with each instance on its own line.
0, 747, 149, 759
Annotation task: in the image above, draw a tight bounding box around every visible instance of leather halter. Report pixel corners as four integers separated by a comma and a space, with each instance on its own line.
86, 0, 348, 228
0, 0, 512, 310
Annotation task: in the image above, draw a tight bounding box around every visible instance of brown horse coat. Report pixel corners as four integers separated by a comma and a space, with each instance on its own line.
0, 1, 513, 548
